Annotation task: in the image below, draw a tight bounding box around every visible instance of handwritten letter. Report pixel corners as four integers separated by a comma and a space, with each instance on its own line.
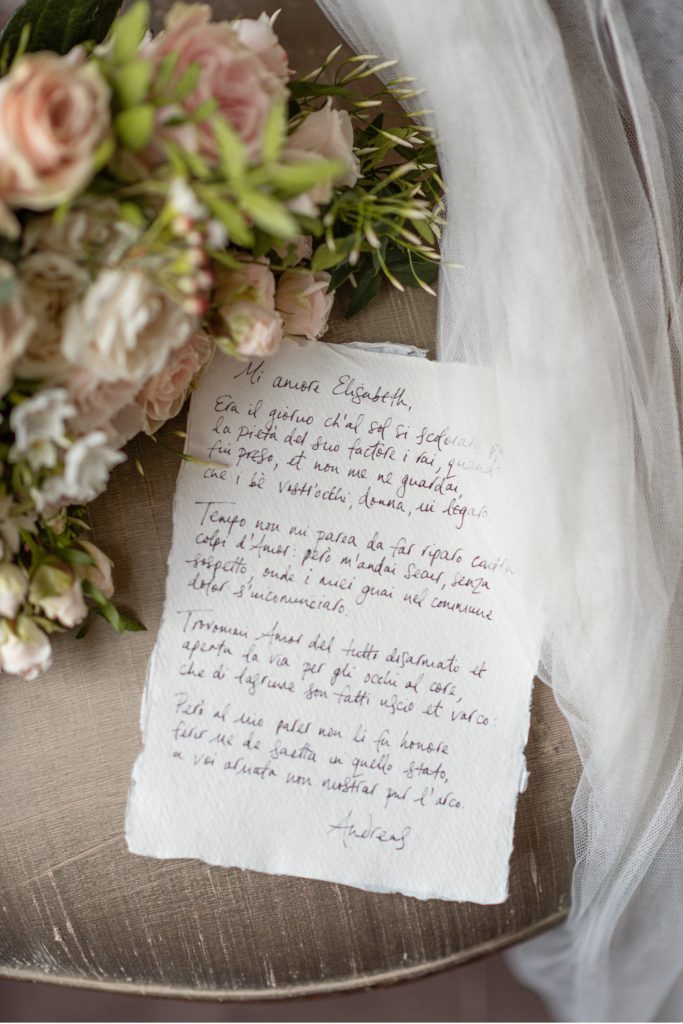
126, 342, 536, 902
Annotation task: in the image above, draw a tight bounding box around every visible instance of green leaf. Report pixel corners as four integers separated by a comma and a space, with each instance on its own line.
202, 194, 254, 248
312, 235, 356, 272
211, 117, 248, 182
269, 159, 344, 197
240, 192, 298, 240
328, 262, 355, 291
0, 0, 123, 73
112, 56, 152, 108
262, 99, 287, 163
115, 103, 155, 151
169, 60, 200, 103
110, 0, 148, 65
346, 266, 382, 318
289, 81, 355, 101
117, 611, 146, 633
386, 248, 439, 287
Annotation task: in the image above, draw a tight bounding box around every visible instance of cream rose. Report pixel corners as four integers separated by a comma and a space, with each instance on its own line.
0, 562, 28, 619
135, 330, 214, 433
65, 368, 138, 435
23, 200, 138, 266
215, 261, 276, 310
286, 101, 360, 193
220, 301, 283, 358
0, 51, 111, 210
0, 617, 52, 680
144, 4, 285, 161
275, 270, 335, 340
62, 269, 197, 384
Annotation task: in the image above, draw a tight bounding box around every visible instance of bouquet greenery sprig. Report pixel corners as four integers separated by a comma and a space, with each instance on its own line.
0, 0, 443, 679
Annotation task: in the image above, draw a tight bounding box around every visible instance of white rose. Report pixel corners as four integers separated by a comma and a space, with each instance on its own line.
0, 562, 28, 618
62, 269, 197, 384
41, 430, 125, 506
0, 267, 35, 394
77, 540, 114, 599
15, 251, 88, 382
10, 388, 75, 471
0, 617, 52, 680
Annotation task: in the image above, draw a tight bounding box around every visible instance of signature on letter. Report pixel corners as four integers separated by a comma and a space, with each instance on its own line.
328, 811, 411, 851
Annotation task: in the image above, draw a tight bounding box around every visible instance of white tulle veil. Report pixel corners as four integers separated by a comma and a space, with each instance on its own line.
316, 1, 683, 1020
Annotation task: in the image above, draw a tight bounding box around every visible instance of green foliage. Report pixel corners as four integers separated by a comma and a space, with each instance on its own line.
0, 0, 123, 74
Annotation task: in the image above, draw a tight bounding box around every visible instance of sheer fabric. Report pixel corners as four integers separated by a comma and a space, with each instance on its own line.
316, 2, 683, 1020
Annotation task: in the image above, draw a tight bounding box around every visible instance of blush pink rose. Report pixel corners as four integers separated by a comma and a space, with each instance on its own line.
144, 4, 285, 161
275, 270, 335, 340
232, 14, 290, 81
286, 101, 360, 202
0, 51, 111, 210
219, 301, 283, 358
135, 330, 214, 433
215, 260, 276, 310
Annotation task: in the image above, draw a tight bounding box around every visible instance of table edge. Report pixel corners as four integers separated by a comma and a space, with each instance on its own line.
0, 908, 566, 1002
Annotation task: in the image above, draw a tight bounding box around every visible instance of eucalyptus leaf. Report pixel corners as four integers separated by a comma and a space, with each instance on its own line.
0, 0, 123, 73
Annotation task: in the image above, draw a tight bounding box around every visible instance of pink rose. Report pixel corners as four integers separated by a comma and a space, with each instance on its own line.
135, 330, 214, 433
286, 101, 360, 199
220, 301, 283, 358
215, 260, 276, 310
233, 14, 290, 81
144, 5, 285, 161
274, 235, 313, 266
0, 51, 110, 210
275, 270, 335, 340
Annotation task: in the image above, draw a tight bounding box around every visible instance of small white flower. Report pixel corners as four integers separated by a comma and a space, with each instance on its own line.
42, 430, 125, 506
169, 178, 207, 221
10, 388, 75, 471
0, 562, 28, 618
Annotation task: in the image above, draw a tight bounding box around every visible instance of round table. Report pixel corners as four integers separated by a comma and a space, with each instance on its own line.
0, 0, 581, 1001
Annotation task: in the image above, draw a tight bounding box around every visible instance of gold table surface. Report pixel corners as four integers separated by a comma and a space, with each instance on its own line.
0, 0, 580, 1000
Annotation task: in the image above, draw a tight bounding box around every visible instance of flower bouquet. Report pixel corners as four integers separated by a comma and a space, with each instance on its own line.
0, 0, 443, 679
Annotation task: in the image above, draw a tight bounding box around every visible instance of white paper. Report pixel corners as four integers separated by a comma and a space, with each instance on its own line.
126, 341, 536, 903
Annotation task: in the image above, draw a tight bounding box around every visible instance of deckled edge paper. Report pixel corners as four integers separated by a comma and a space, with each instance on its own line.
126, 341, 539, 903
